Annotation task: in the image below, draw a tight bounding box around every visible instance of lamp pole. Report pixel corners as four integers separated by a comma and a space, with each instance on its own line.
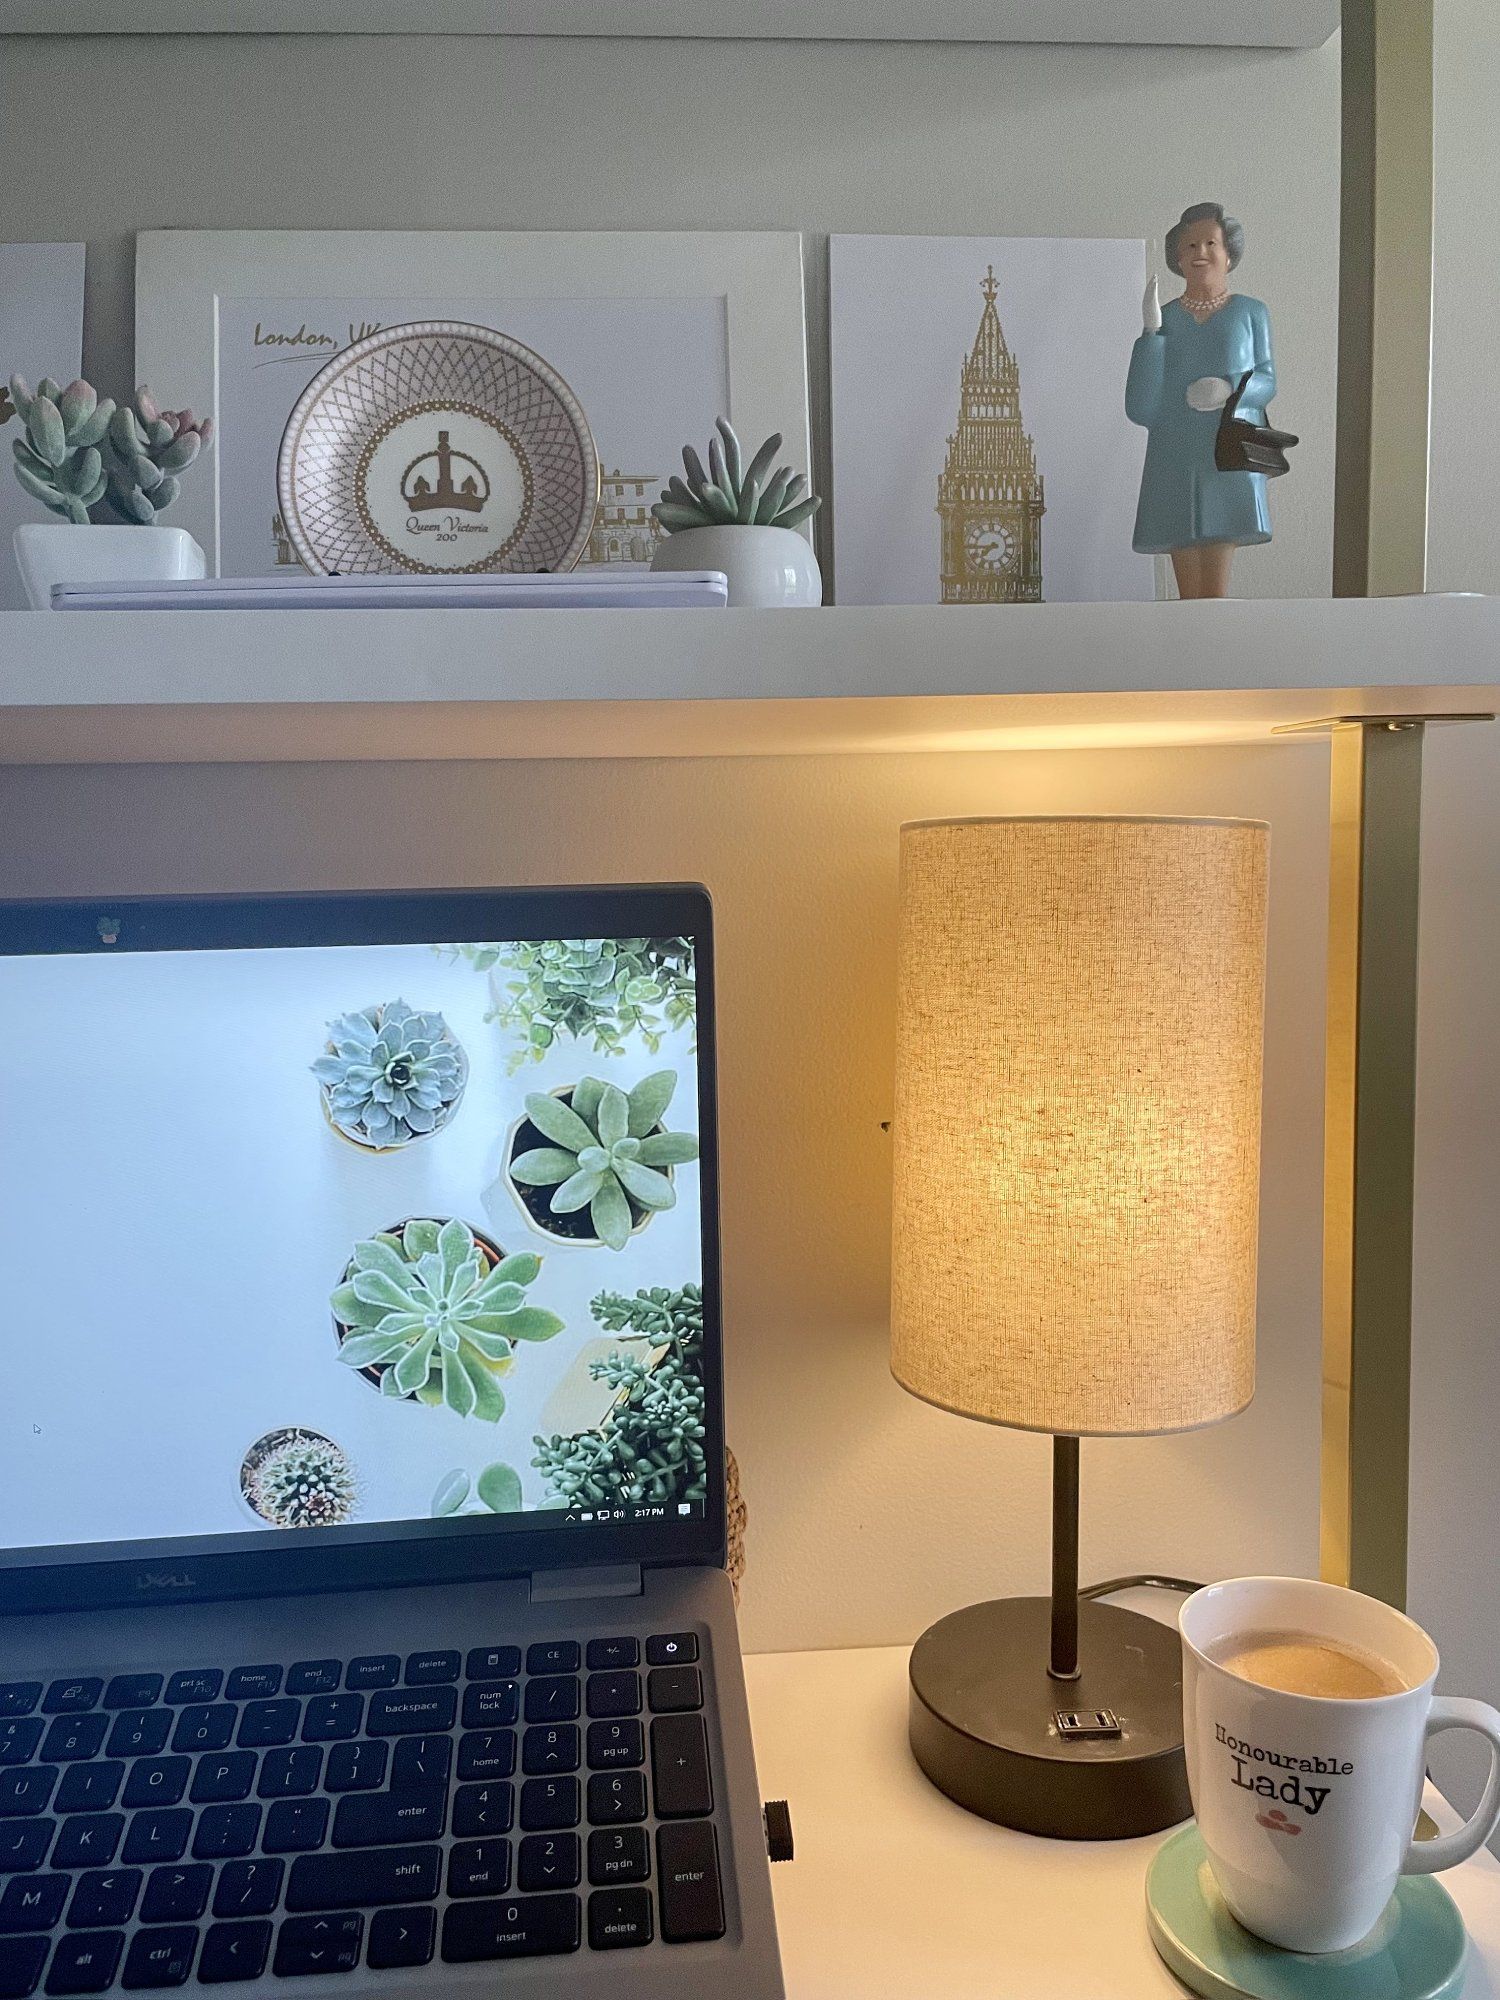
1049, 1436, 1081, 1681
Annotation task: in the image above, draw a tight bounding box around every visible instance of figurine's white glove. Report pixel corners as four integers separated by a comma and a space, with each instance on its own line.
1186, 375, 1233, 412
1142, 274, 1162, 334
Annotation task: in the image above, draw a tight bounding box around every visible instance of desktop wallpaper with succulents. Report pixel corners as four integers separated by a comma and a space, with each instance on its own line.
0, 933, 705, 1551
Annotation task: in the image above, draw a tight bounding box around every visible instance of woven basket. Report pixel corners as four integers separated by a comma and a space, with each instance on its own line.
726, 1448, 747, 1604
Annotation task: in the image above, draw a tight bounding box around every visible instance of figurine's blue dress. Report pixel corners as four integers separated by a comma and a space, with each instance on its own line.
1126, 294, 1275, 553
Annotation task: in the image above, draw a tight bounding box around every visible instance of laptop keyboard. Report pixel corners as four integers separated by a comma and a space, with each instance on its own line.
0, 1632, 724, 1992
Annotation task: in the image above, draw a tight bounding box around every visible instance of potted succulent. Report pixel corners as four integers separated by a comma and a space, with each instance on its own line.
6, 376, 212, 609
331, 1217, 564, 1422
505, 1070, 699, 1252
312, 999, 468, 1152
649, 418, 822, 608
240, 1428, 359, 1530
445, 935, 695, 1071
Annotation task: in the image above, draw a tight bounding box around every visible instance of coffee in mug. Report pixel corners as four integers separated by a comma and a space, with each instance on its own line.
1180, 1576, 1500, 1953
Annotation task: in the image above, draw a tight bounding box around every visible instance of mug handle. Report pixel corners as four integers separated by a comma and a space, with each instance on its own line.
1403, 1697, 1500, 1874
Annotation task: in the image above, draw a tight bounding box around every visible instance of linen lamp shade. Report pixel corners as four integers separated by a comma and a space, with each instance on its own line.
891, 815, 1268, 1439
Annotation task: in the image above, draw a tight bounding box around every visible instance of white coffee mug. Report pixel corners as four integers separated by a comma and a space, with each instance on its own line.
1180, 1575, 1500, 1953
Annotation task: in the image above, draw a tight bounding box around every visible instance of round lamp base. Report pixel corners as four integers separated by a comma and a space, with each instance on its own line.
908, 1595, 1190, 1840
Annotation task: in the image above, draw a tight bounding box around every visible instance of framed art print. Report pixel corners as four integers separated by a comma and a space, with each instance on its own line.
135, 230, 809, 578
830, 234, 1156, 605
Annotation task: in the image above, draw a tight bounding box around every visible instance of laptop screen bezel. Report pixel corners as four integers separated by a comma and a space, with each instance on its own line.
0, 885, 726, 1614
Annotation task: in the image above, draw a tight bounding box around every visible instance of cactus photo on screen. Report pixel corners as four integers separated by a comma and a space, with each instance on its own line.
444, 935, 695, 1070
241, 1429, 359, 1530
313, 999, 468, 1151
506, 1070, 699, 1252
331, 1218, 564, 1422
8, 375, 212, 526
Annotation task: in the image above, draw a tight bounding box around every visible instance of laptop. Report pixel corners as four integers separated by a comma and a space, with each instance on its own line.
0, 886, 785, 2000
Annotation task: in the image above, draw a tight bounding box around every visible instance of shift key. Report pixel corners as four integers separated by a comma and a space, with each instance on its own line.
657, 1820, 725, 1942
287, 1843, 441, 1910
651, 1714, 713, 1820
333, 1787, 447, 1847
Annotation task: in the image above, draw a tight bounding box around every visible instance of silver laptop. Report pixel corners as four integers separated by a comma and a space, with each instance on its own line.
0, 886, 784, 2000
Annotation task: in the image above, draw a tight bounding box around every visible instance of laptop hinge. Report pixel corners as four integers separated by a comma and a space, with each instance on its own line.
529, 1563, 643, 1604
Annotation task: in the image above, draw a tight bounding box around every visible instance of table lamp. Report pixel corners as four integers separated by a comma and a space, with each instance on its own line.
890, 816, 1268, 1840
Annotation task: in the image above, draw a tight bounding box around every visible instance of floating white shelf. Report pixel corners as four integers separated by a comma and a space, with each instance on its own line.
0, 1, 1339, 47
0, 597, 1494, 767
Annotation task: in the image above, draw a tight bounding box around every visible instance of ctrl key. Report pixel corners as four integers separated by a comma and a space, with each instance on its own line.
657, 1821, 725, 1943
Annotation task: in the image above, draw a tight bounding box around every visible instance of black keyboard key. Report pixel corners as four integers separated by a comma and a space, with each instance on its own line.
366, 1692, 455, 1738
459, 1686, 516, 1731
51, 1819, 121, 1871
388, 1737, 449, 1792
331, 1790, 443, 1849
522, 1726, 578, 1777
323, 1742, 386, 1795
589, 1826, 650, 1885
65, 1871, 139, 1930
525, 1644, 579, 1677
172, 1708, 234, 1756
342, 1659, 397, 1694
645, 1634, 698, 1667
256, 1748, 321, 1800
274, 1913, 362, 1977
45, 1932, 122, 1994
162, 1674, 220, 1707
235, 1702, 298, 1751
121, 1762, 186, 1811
586, 1638, 639, 1672
189, 1756, 255, 1807
402, 1654, 458, 1688
0, 1825, 52, 1876
519, 1779, 578, 1833
457, 1733, 515, 1782
212, 1861, 282, 1921
223, 1668, 279, 1703
0, 1697, 39, 1726
284, 1664, 340, 1698
41, 1687, 99, 1720
261, 1800, 328, 1856
651, 1713, 713, 1820
586, 1673, 641, 1720
0, 1725, 41, 1770
464, 1650, 520, 1684
0, 1875, 68, 1931
105, 1712, 170, 1761
445, 1844, 510, 1900
0, 1768, 57, 1817
301, 1697, 362, 1745
287, 1847, 439, 1913
523, 1679, 578, 1726
441, 1892, 580, 1962
121, 1811, 190, 1867
195, 1920, 269, 1985
139, 1866, 210, 1925
52, 1769, 120, 1819
657, 1820, 724, 1942
588, 1771, 646, 1826
101, 1679, 161, 1715
647, 1666, 702, 1714
191, 1807, 260, 1862
451, 1785, 512, 1839
365, 1906, 435, 1970
518, 1834, 579, 1893
120, 1925, 195, 1990
589, 1886, 653, 1949
38, 1722, 105, 1770
587, 1719, 644, 1770
0, 1935, 44, 1999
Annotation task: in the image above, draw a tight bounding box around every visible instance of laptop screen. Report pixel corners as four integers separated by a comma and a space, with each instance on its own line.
0, 919, 708, 1563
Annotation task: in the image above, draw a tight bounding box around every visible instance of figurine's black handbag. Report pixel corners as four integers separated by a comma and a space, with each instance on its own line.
1215, 371, 1299, 477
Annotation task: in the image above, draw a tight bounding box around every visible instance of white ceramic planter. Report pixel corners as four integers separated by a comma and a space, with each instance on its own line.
650, 522, 822, 608
13, 523, 207, 610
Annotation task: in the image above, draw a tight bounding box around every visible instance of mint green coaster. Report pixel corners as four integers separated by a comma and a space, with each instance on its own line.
1145, 1823, 1468, 2000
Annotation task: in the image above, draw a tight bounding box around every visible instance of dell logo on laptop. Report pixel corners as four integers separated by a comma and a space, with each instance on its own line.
135, 1570, 197, 1593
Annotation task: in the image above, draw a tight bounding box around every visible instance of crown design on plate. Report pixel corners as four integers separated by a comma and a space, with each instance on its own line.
401, 429, 491, 514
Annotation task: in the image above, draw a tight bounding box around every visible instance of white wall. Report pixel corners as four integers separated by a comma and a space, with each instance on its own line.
0, 31, 1340, 598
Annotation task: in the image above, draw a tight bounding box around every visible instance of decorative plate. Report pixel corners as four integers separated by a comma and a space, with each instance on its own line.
277, 320, 599, 577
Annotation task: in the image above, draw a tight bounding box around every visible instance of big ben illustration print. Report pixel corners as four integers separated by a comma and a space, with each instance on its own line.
937, 266, 1045, 602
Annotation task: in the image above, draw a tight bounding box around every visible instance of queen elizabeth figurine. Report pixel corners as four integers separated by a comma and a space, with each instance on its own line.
1127, 201, 1277, 599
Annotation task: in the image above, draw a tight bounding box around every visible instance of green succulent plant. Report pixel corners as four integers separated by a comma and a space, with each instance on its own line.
8, 375, 115, 524
312, 999, 468, 1149
430, 1462, 524, 1517
533, 1284, 707, 1509
510, 1071, 699, 1252
248, 1433, 358, 1529
99, 386, 213, 525
652, 417, 820, 535
445, 936, 695, 1071
332, 1218, 563, 1422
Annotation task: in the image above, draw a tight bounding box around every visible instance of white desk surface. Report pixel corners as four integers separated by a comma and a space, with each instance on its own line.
744, 1644, 1500, 1999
